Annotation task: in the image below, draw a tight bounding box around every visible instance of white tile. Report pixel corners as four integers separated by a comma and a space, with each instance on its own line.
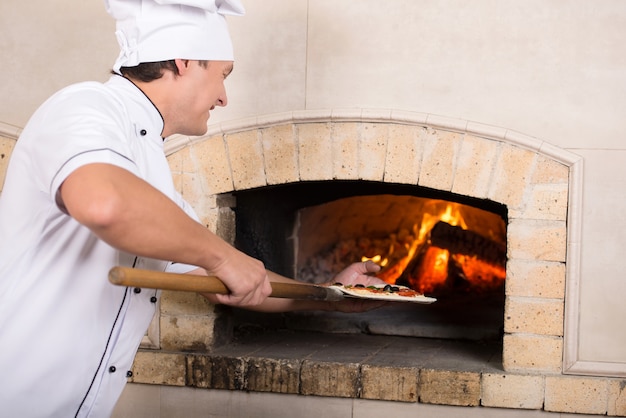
576, 149, 626, 363
160, 388, 353, 418
353, 401, 596, 418
112, 383, 161, 418
212, 0, 308, 125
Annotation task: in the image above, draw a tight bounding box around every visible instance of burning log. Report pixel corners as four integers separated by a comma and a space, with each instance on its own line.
429, 221, 506, 267
395, 221, 506, 295
395, 243, 444, 290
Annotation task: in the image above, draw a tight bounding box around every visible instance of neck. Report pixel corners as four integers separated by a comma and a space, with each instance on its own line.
123, 75, 174, 137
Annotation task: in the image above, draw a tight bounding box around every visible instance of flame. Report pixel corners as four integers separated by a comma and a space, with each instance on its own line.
408, 247, 450, 293
361, 202, 505, 295
363, 224, 421, 284
363, 254, 386, 266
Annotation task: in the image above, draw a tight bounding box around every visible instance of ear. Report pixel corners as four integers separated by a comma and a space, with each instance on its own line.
174, 59, 191, 75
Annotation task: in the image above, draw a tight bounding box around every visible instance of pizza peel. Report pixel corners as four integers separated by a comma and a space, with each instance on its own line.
108, 266, 436, 304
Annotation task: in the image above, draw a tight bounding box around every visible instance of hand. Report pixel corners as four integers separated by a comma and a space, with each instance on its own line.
326, 260, 389, 313
332, 260, 385, 287
206, 249, 272, 307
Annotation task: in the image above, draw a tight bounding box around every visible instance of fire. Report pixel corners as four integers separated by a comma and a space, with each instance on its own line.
362, 202, 506, 296
453, 254, 506, 290
362, 224, 420, 282
408, 246, 450, 293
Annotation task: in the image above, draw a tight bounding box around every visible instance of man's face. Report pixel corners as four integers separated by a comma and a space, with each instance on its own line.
172, 60, 233, 137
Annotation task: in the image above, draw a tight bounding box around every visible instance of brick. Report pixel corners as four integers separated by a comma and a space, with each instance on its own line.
131, 351, 186, 386
361, 365, 418, 402
215, 206, 236, 245
489, 145, 536, 209
191, 135, 234, 195
159, 314, 216, 352
384, 124, 423, 184
300, 361, 360, 398
331, 122, 359, 180
179, 171, 225, 228
261, 124, 299, 185
210, 356, 246, 390
246, 357, 301, 394
452, 134, 499, 199
176, 170, 199, 204
225, 130, 266, 190
522, 184, 569, 221
532, 155, 569, 184
358, 122, 387, 181
506, 260, 565, 299
186, 354, 212, 388
507, 219, 567, 262
502, 334, 562, 373
298, 123, 333, 181
184, 195, 222, 232
419, 369, 480, 406
545, 375, 609, 415
608, 379, 626, 416
504, 297, 564, 336
160, 290, 214, 316
419, 129, 461, 191
201, 207, 219, 233
481, 373, 544, 409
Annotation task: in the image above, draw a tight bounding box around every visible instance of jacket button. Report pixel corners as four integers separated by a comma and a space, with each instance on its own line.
150, 296, 157, 303
126, 370, 133, 378
109, 366, 116, 373
140, 129, 147, 136
133, 287, 141, 294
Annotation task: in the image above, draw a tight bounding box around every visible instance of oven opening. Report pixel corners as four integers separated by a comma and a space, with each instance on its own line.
230, 180, 507, 342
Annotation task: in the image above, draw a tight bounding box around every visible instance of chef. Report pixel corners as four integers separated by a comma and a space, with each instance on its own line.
0, 1, 383, 417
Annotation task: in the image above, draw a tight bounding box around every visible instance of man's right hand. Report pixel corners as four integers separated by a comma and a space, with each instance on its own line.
202, 248, 272, 307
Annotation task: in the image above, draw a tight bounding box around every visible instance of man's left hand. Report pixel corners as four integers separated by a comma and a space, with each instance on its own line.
325, 260, 389, 313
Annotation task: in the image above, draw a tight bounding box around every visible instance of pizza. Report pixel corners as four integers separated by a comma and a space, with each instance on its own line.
329, 283, 437, 304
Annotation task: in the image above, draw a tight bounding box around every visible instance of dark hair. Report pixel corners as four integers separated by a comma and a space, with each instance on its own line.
114, 60, 178, 82
113, 60, 209, 82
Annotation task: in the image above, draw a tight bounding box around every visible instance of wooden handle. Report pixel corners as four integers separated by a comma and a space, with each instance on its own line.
109, 266, 229, 294
108, 266, 343, 301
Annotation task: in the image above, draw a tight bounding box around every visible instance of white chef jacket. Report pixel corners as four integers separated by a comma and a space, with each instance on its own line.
0, 75, 198, 418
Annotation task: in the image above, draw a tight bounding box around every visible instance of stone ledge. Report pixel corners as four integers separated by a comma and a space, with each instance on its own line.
127, 331, 626, 416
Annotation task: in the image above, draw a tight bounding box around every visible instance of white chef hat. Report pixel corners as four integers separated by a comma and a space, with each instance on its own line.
105, 0, 245, 73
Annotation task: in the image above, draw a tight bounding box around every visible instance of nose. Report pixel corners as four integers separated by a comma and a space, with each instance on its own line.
217, 92, 228, 107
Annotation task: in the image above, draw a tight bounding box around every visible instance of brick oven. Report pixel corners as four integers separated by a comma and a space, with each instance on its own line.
124, 109, 626, 416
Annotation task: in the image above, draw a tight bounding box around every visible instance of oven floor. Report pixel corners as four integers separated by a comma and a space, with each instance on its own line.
214, 329, 503, 373
231, 292, 505, 342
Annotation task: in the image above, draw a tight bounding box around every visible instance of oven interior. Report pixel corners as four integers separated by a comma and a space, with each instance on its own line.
229, 180, 508, 342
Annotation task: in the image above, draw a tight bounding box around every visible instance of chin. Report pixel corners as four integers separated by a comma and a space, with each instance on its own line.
185, 125, 208, 137
199, 125, 209, 136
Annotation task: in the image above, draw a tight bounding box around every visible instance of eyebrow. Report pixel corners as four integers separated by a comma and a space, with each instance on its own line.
224, 64, 234, 78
